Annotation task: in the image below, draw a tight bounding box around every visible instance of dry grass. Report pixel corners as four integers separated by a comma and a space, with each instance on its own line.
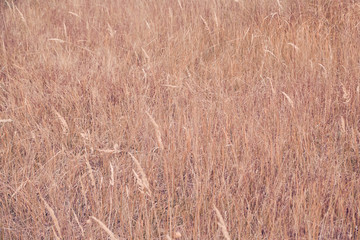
1, 0, 360, 239
214, 205, 231, 240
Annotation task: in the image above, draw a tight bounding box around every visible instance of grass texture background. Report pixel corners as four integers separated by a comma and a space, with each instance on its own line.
1, 0, 360, 239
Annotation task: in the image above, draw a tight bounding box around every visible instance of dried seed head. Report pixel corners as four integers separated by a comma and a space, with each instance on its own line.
146, 111, 164, 150
52, 108, 69, 135
90, 216, 120, 240
129, 152, 152, 196
214, 205, 231, 240
282, 91, 294, 108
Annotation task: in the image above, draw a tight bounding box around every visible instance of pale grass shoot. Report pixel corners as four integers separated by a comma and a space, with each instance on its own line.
287, 42, 299, 51
342, 84, 351, 103
52, 227, 61, 240
0, 119, 13, 123
52, 108, 69, 135
165, 231, 181, 239
72, 209, 85, 238
340, 116, 346, 133
11, 179, 29, 198
146, 111, 164, 150
14, 6, 27, 27
85, 156, 96, 187
282, 91, 294, 108
90, 216, 121, 240
48, 38, 66, 43
68, 11, 80, 18
177, 0, 183, 9
214, 205, 231, 240
110, 162, 115, 186
40, 196, 62, 239
129, 152, 152, 196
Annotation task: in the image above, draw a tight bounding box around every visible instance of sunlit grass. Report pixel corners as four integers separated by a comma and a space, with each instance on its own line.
1, 0, 359, 238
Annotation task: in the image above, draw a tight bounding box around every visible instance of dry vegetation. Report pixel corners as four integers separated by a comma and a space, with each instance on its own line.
1, 0, 360, 239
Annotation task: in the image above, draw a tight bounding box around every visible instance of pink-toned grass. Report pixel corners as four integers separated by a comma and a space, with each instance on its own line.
1, 0, 359, 239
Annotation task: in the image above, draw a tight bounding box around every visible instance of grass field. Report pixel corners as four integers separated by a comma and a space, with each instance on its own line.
1, 0, 360, 239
